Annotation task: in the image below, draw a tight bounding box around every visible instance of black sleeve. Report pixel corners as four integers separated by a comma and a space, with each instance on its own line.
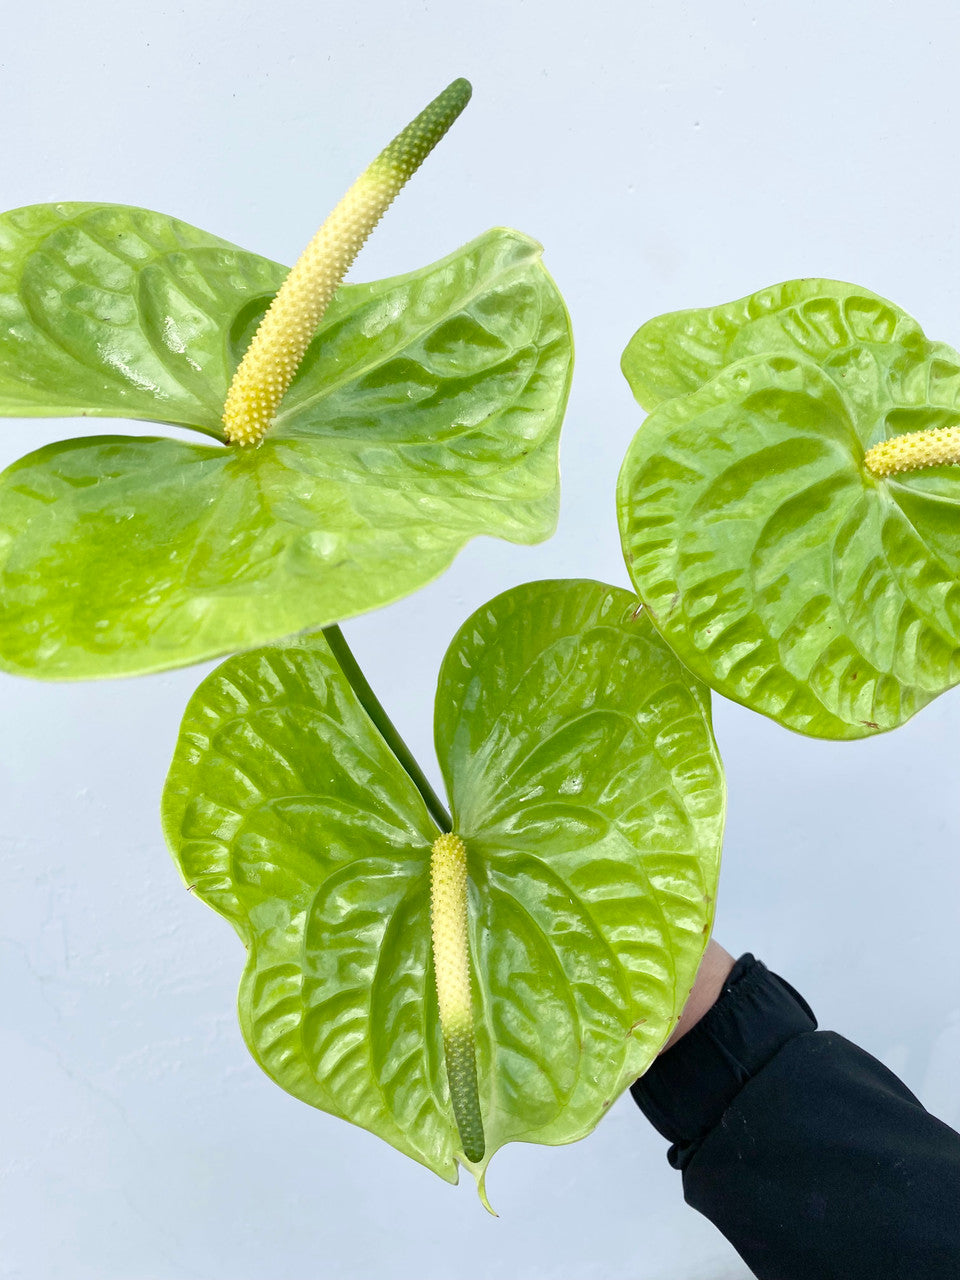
630, 955, 960, 1280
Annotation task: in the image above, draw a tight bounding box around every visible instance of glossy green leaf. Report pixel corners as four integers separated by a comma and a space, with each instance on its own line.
162, 580, 725, 1189
619, 284, 960, 737
433, 580, 724, 1166
0, 204, 572, 678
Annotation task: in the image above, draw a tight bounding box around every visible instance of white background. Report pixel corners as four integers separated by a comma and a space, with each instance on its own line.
2, 2, 960, 1277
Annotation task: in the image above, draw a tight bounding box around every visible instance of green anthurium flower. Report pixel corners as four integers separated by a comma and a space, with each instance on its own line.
618, 279, 960, 739
0, 80, 573, 679
161, 580, 725, 1201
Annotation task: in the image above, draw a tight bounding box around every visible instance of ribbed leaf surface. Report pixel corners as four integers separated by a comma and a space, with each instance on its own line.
619, 281, 960, 737
162, 581, 725, 1189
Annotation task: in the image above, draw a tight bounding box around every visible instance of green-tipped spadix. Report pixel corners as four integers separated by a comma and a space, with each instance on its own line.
223, 79, 472, 447
430, 832, 484, 1163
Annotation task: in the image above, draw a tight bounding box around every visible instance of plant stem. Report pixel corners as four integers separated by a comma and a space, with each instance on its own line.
323, 624, 453, 831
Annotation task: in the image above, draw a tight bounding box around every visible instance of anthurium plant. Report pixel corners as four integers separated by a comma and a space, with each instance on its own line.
0, 77, 725, 1202
161, 579, 724, 1199
0, 79, 571, 678
618, 280, 960, 739
5, 78, 956, 1210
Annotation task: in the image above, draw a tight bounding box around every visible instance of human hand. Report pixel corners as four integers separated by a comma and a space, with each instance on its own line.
660, 939, 735, 1053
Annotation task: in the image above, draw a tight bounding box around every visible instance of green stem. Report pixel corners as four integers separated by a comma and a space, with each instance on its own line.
323, 624, 453, 832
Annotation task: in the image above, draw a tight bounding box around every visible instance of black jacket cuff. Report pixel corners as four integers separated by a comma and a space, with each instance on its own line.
630, 953, 816, 1169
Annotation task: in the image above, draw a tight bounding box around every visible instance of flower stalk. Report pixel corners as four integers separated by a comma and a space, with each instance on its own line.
322, 624, 451, 830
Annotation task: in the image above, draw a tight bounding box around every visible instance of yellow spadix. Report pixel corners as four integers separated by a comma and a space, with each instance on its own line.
865, 424, 960, 477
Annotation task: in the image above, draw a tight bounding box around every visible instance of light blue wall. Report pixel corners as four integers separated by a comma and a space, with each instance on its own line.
2, 2, 959, 1276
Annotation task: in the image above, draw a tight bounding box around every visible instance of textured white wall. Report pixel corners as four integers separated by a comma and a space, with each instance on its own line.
2, 2, 959, 1277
